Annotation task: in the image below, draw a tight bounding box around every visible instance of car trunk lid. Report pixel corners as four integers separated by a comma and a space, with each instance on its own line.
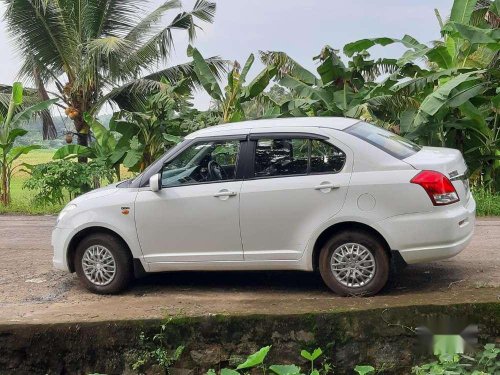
404, 146, 470, 205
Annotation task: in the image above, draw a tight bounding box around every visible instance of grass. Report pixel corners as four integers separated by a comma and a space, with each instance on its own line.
0, 149, 499, 216
473, 188, 500, 217
0, 149, 134, 215
0, 149, 65, 215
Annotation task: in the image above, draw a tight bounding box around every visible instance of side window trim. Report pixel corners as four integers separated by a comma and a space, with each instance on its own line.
138, 134, 346, 187
248, 132, 328, 141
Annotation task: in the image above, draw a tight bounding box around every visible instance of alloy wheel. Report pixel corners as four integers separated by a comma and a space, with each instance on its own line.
330, 242, 376, 288
81, 245, 116, 286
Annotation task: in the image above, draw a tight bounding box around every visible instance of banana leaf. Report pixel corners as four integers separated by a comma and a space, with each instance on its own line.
53, 145, 93, 160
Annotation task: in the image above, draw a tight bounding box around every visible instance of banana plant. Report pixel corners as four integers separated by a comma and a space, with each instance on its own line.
190, 46, 277, 122
0, 82, 57, 205
341, 0, 500, 189
112, 78, 193, 172
261, 46, 400, 119
53, 113, 134, 181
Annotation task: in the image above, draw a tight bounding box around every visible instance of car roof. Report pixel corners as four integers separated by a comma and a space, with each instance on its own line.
185, 117, 361, 139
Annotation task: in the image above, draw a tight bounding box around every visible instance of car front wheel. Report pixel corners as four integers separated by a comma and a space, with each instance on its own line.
74, 233, 133, 294
319, 230, 389, 296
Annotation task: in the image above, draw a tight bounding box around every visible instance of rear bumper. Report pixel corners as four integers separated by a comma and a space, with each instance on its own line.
378, 196, 476, 264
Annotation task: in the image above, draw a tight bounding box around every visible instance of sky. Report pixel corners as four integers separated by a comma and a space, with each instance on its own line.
0, 0, 454, 110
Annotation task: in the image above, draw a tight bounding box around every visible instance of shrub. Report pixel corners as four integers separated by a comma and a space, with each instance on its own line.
412, 343, 500, 375
24, 160, 114, 205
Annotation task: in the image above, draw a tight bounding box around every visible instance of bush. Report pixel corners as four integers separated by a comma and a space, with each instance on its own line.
412, 344, 500, 375
24, 160, 114, 205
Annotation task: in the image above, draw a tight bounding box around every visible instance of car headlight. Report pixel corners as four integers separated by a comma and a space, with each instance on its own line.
56, 204, 77, 225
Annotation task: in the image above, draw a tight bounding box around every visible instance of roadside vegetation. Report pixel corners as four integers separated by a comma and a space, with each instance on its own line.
98, 338, 500, 375
0, 0, 498, 216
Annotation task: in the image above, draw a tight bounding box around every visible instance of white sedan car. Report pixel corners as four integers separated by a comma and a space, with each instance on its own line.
52, 117, 475, 296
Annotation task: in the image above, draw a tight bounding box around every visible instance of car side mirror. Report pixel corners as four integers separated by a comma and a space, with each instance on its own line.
149, 173, 162, 192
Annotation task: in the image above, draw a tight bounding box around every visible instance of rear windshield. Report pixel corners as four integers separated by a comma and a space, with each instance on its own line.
345, 122, 421, 159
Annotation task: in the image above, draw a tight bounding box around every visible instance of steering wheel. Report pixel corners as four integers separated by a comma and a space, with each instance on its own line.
208, 160, 227, 181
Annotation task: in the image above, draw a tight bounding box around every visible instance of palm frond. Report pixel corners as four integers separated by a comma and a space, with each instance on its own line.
89, 0, 144, 38
3, 0, 76, 79
124, 0, 181, 43
95, 57, 228, 111
117, 1, 216, 79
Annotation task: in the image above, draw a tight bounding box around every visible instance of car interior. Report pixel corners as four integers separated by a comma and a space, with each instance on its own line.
159, 137, 347, 187
161, 141, 239, 187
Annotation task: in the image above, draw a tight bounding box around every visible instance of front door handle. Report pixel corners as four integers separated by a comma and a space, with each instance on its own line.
314, 182, 340, 191
213, 190, 237, 198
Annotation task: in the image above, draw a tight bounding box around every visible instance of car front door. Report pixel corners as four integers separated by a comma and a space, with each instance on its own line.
239, 132, 352, 261
135, 137, 244, 264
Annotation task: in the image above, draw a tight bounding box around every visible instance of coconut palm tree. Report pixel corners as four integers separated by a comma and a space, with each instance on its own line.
2, 0, 225, 159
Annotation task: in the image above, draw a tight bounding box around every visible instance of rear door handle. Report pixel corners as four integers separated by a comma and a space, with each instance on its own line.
213, 190, 237, 198
314, 183, 340, 190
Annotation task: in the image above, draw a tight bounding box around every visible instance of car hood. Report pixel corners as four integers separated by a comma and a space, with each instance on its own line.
70, 183, 120, 205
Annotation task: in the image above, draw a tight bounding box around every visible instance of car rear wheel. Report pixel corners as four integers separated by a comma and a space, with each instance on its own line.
319, 230, 389, 296
74, 233, 133, 294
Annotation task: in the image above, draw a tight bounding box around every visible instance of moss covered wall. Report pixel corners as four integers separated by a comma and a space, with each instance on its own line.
0, 303, 498, 375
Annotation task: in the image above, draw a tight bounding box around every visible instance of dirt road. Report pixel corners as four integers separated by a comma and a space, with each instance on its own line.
0, 215, 498, 324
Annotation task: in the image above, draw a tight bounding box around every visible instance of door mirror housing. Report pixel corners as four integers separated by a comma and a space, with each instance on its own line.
149, 173, 162, 192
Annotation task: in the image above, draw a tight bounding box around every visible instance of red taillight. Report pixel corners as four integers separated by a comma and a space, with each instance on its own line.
411, 170, 459, 206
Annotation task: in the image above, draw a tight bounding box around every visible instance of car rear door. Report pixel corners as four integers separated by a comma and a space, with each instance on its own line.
239, 129, 353, 261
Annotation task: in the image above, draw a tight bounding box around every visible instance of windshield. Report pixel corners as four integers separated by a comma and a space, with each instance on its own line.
345, 122, 421, 159
130, 139, 188, 186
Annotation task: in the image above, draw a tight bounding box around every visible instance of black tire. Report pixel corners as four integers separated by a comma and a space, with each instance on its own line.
74, 233, 133, 294
318, 230, 389, 296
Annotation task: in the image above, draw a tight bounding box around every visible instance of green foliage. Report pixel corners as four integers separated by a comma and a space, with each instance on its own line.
91, 340, 499, 375
53, 114, 132, 181
3, 0, 224, 147
412, 343, 500, 375
301, 348, 323, 374
259, 0, 500, 190
473, 187, 500, 216
269, 364, 302, 375
114, 78, 197, 172
236, 346, 271, 370
132, 323, 184, 374
354, 365, 375, 375
191, 47, 277, 122
23, 160, 114, 205
208, 345, 332, 375
0, 82, 56, 205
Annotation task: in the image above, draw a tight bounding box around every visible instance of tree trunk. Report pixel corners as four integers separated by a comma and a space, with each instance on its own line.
0, 157, 9, 206
73, 116, 90, 163
33, 66, 57, 140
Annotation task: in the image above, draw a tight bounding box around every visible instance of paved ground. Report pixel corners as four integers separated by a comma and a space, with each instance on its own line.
0, 215, 498, 324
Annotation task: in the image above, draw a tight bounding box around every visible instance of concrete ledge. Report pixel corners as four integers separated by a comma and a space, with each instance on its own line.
0, 302, 498, 375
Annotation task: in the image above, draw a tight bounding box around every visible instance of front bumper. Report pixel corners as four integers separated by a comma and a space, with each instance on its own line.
378, 196, 476, 264
52, 226, 73, 272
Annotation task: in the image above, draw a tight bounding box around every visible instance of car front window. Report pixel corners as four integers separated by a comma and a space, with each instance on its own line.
161, 139, 240, 187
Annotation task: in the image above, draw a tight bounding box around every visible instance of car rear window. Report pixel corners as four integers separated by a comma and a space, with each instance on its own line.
345, 121, 421, 159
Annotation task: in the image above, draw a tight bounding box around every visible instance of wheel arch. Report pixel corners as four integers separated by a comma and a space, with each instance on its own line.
311, 221, 392, 271
66, 226, 134, 273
